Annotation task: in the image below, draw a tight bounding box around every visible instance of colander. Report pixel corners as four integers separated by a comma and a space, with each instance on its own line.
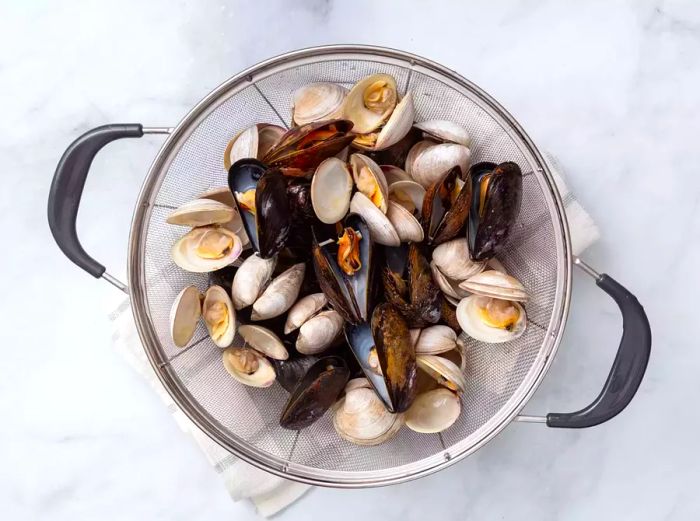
48, 45, 651, 487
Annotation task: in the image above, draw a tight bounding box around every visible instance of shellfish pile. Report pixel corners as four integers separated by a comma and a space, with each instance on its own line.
166, 74, 526, 444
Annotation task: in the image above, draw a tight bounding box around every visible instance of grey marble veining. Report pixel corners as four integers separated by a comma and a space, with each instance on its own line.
1, 0, 699, 519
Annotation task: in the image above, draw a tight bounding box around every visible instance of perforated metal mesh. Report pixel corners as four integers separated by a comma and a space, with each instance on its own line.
128, 47, 570, 487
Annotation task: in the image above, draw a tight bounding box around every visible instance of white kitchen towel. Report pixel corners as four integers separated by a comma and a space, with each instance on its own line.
108, 155, 599, 518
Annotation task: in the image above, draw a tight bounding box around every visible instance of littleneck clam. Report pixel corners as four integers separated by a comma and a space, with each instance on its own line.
199, 187, 248, 244
414, 120, 471, 147
166, 199, 235, 227
406, 140, 471, 188
284, 292, 327, 334
349, 192, 400, 246
381, 165, 412, 185
231, 254, 276, 310
459, 270, 528, 302
292, 82, 347, 126
343, 74, 398, 134
251, 263, 306, 321
223, 123, 285, 170
333, 387, 404, 446
311, 158, 353, 224
202, 285, 236, 348
386, 201, 424, 243
431, 238, 485, 281
296, 310, 344, 355
414, 325, 458, 355
405, 388, 461, 433
457, 295, 527, 343
171, 226, 242, 273
238, 324, 289, 360
388, 179, 425, 214
430, 260, 469, 300
350, 153, 390, 213
344, 377, 372, 394
416, 354, 466, 393
223, 347, 276, 388
170, 286, 202, 348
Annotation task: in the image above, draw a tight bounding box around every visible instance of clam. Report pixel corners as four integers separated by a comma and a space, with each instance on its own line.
344, 377, 372, 393
467, 162, 523, 261
354, 93, 415, 151
311, 158, 353, 224
405, 388, 461, 433
430, 260, 469, 300
406, 141, 471, 188
414, 325, 458, 355
223, 123, 285, 170
381, 165, 412, 185
456, 295, 526, 343
292, 82, 347, 126
388, 179, 425, 214
170, 286, 202, 348
202, 285, 236, 348
343, 74, 398, 134
280, 356, 350, 430
367, 127, 422, 168
238, 324, 289, 360
416, 354, 466, 393
223, 347, 276, 388
458, 270, 528, 302
296, 310, 344, 355
171, 226, 242, 273
199, 187, 248, 244
166, 198, 235, 227
251, 263, 305, 321
333, 387, 404, 446
414, 120, 471, 147
349, 192, 400, 246
386, 201, 424, 242
231, 253, 276, 310
422, 166, 472, 245
284, 292, 327, 334
350, 153, 389, 213
431, 238, 485, 281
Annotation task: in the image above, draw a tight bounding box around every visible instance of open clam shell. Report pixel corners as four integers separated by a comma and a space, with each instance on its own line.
170, 286, 202, 348
430, 260, 469, 300
311, 158, 353, 224
431, 238, 485, 281
251, 263, 305, 321
362, 93, 415, 152
284, 292, 327, 334
202, 285, 236, 348
166, 198, 235, 228
414, 325, 458, 355
456, 295, 527, 343
333, 387, 404, 446
292, 82, 347, 126
388, 179, 425, 214
459, 270, 528, 302
343, 74, 398, 134
381, 165, 412, 185
349, 192, 400, 246
405, 388, 461, 433
416, 354, 466, 393
296, 310, 344, 355
386, 201, 424, 243
199, 187, 248, 244
414, 120, 471, 147
223, 347, 276, 388
223, 123, 285, 170
238, 324, 289, 360
171, 226, 242, 273
350, 153, 390, 214
231, 253, 276, 310
406, 141, 471, 188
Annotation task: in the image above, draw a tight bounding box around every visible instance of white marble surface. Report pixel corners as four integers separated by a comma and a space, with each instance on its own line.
1, 0, 699, 519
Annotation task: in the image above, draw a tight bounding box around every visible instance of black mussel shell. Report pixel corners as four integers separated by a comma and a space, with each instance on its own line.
384, 244, 408, 278
408, 243, 442, 325
344, 321, 394, 411
228, 158, 266, 252
366, 127, 422, 168
208, 265, 238, 291
286, 180, 315, 221
273, 355, 319, 393
279, 356, 350, 430
256, 168, 292, 259
371, 303, 417, 413
312, 235, 358, 323
440, 299, 461, 334
262, 119, 355, 173
343, 213, 372, 323
433, 169, 472, 245
468, 162, 523, 261
422, 166, 471, 246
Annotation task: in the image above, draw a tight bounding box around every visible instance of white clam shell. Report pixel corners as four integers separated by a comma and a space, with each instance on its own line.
292, 82, 347, 126
311, 158, 353, 224
386, 200, 424, 242
169, 286, 202, 348
406, 141, 471, 188
296, 310, 344, 355
251, 263, 305, 321
166, 198, 235, 227
405, 388, 461, 433
333, 387, 404, 446
350, 153, 389, 214
415, 325, 458, 355
430, 260, 470, 300
416, 354, 467, 393
171, 226, 242, 273
381, 165, 411, 185
414, 120, 472, 147
343, 74, 398, 134
431, 238, 485, 281
349, 192, 400, 246
202, 285, 236, 348
198, 187, 248, 245
284, 293, 327, 334
459, 270, 528, 302
388, 179, 425, 214
222, 347, 276, 388
231, 254, 276, 310
223, 124, 285, 170
238, 324, 288, 360
456, 295, 527, 344
372, 92, 415, 151
344, 377, 372, 394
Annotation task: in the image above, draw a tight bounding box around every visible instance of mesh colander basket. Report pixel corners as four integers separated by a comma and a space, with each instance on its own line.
49, 45, 651, 488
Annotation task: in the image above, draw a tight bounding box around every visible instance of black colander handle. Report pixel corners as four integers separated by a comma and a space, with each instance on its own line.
48, 124, 171, 292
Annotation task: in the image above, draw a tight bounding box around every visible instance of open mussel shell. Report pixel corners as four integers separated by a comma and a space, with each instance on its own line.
223, 347, 276, 388
231, 254, 276, 310
422, 167, 473, 246
202, 285, 236, 348
431, 238, 485, 281
272, 355, 320, 393
459, 270, 528, 302
296, 310, 344, 355
223, 123, 285, 170
170, 286, 202, 348
333, 387, 404, 446
171, 226, 242, 273
416, 354, 466, 393
406, 140, 471, 188
349, 192, 400, 246
166, 198, 235, 228
261, 119, 355, 172
228, 158, 266, 252
280, 356, 350, 430
414, 120, 471, 147
456, 295, 527, 343
414, 325, 458, 355
405, 388, 461, 433
311, 157, 353, 224
238, 324, 289, 360
468, 161, 523, 261
371, 303, 418, 413
344, 321, 393, 411
407, 243, 443, 326
255, 169, 292, 259
293, 82, 347, 126
386, 201, 424, 243
284, 292, 327, 334
350, 153, 389, 213
251, 263, 305, 321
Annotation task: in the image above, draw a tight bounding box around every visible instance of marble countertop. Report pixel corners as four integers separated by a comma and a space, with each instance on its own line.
2, 0, 698, 519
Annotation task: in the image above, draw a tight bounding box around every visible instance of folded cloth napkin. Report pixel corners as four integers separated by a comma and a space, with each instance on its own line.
109, 154, 599, 517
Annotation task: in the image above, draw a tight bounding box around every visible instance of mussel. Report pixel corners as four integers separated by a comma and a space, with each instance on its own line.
280, 356, 350, 430
227, 158, 266, 252
255, 169, 293, 259
421, 166, 472, 245
467, 162, 523, 261
272, 355, 320, 393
